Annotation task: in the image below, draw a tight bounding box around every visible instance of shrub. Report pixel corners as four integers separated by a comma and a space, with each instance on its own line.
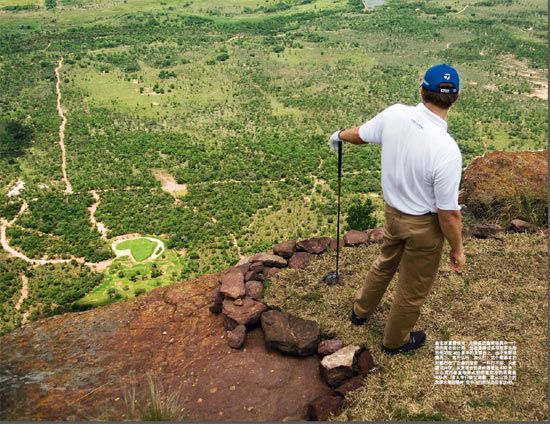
346, 197, 378, 231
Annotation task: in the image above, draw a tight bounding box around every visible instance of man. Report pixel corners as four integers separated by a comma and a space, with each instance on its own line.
328, 64, 466, 355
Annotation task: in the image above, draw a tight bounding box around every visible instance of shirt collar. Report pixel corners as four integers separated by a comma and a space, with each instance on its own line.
416, 103, 448, 131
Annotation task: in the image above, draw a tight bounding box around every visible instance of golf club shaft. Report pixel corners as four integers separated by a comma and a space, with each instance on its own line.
336, 141, 342, 278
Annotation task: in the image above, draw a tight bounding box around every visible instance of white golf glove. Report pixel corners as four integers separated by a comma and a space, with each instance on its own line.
329, 130, 342, 153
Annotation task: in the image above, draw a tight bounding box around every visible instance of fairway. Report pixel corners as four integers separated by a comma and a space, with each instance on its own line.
115, 237, 160, 262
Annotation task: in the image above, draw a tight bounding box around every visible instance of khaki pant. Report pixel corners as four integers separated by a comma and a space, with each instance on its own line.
353, 203, 444, 348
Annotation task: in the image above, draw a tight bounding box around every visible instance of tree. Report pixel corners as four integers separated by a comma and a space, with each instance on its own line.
347, 198, 378, 231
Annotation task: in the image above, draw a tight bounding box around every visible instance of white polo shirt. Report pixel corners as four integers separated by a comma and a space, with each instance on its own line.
358, 103, 462, 215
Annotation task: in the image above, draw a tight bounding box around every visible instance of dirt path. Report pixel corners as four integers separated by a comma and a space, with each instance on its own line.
55, 57, 73, 195
14, 274, 30, 325
88, 190, 109, 239
0, 201, 113, 269
231, 233, 244, 260
456, 4, 469, 14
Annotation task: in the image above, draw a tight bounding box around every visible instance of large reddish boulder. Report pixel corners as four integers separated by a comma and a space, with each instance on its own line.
318, 339, 344, 357
0, 276, 332, 421
357, 349, 376, 376
227, 324, 246, 349
261, 310, 320, 356
343, 230, 370, 246
307, 394, 343, 421
222, 297, 268, 329
245, 280, 263, 300
506, 219, 539, 233
460, 151, 548, 225
273, 240, 296, 259
296, 237, 333, 254
335, 375, 364, 396
470, 224, 504, 239
248, 253, 287, 268
320, 345, 361, 387
288, 252, 311, 269
219, 271, 245, 299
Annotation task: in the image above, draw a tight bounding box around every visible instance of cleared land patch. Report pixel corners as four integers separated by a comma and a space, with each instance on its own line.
151, 169, 188, 198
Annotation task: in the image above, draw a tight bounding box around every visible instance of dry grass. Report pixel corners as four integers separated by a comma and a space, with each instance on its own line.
264, 233, 548, 421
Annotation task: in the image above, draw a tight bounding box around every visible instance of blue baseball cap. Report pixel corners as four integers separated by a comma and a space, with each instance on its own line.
421, 64, 460, 94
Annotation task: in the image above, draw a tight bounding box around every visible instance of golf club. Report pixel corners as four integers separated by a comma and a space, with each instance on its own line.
323, 140, 342, 285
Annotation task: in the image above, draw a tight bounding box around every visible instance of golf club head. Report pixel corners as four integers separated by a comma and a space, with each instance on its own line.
323, 271, 339, 285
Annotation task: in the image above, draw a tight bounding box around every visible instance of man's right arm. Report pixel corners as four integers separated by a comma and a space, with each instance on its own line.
437, 209, 466, 272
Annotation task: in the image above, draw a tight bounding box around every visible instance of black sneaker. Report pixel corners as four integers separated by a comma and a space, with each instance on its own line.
381, 331, 426, 355
350, 308, 368, 326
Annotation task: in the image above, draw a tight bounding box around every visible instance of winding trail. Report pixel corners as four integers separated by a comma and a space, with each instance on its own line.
14, 274, 29, 325
0, 201, 113, 269
231, 233, 244, 260
55, 57, 73, 194
88, 190, 109, 239
456, 4, 469, 14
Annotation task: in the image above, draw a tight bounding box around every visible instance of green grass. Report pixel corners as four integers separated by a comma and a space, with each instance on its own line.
78, 248, 184, 307
116, 238, 158, 261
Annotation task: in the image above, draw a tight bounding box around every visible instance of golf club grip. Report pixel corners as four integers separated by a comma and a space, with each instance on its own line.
337, 141, 342, 178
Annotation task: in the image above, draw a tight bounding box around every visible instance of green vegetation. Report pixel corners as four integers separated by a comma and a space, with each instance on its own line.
0, 253, 28, 335
116, 237, 159, 261
78, 248, 186, 307
0, 0, 546, 329
346, 197, 378, 231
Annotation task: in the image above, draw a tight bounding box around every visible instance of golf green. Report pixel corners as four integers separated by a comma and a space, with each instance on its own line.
116, 238, 158, 262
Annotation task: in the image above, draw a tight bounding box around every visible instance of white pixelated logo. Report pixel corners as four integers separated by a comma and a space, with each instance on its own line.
443, 73, 451, 80
434, 341, 516, 385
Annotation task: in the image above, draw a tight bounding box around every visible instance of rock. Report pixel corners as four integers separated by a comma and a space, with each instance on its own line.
245, 281, 263, 300
230, 263, 250, 277
329, 238, 343, 250
335, 375, 364, 396
264, 267, 283, 279
219, 271, 245, 299
245, 270, 264, 282
343, 230, 370, 246
288, 252, 311, 270
460, 150, 547, 225
318, 339, 344, 357
227, 324, 246, 349
249, 253, 287, 268
369, 228, 385, 243
320, 345, 361, 387
273, 240, 297, 259
222, 297, 268, 330
506, 219, 539, 233
249, 261, 264, 273
261, 310, 320, 356
470, 224, 504, 239
209, 289, 224, 314
234, 298, 244, 306
357, 349, 375, 376
307, 394, 343, 421
296, 237, 333, 254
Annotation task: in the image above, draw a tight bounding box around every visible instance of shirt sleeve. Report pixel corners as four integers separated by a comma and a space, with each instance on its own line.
433, 154, 462, 211
358, 107, 391, 144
